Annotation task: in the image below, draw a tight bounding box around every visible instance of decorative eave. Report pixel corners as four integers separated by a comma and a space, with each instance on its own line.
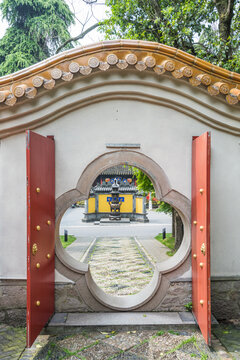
0, 39, 239, 107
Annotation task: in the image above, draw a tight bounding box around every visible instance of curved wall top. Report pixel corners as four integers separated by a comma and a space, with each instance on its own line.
0, 39, 239, 139
0, 39, 240, 105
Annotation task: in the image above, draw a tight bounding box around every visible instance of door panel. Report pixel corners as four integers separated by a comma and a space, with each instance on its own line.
26, 131, 55, 347
192, 132, 211, 345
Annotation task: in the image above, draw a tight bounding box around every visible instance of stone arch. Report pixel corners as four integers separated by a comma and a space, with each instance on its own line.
55, 150, 191, 311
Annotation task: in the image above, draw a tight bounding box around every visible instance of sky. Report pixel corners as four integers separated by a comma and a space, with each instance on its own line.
0, 0, 108, 46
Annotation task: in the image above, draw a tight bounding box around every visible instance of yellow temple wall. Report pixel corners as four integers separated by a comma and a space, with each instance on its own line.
88, 194, 145, 214
119, 194, 133, 213
88, 197, 95, 213
98, 194, 111, 212
136, 197, 143, 214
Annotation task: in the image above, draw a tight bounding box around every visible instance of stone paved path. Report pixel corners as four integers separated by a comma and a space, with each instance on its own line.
136, 237, 170, 263
0, 325, 25, 359
65, 236, 95, 262
212, 321, 240, 359
32, 328, 232, 360
88, 237, 155, 296
0, 324, 236, 360
0, 324, 235, 359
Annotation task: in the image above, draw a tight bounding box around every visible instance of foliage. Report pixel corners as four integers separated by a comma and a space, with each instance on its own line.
156, 201, 172, 215
0, 0, 75, 76
184, 301, 193, 312
155, 233, 176, 256
131, 167, 154, 195
102, 0, 240, 73
132, 167, 173, 214
60, 235, 76, 248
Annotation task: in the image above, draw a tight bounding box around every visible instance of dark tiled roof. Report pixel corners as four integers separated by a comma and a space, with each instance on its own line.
101, 165, 134, 176
93, 185, 137, 193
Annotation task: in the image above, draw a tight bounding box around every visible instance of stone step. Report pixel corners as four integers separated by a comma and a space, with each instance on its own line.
46, 312, 199, 334
99, 218, 131, 225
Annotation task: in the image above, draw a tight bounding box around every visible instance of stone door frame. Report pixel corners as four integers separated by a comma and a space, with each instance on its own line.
55, 150, 191, 311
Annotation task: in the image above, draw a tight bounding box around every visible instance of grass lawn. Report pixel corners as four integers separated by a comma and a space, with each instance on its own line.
60, 235, 76, 248
155, 233, 176, 256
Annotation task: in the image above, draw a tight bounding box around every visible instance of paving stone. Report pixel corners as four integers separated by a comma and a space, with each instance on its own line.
56, 333, 98, 351
102, 330, 156, 351
212, 322, 240, 359
129, 331, 220, 360
34, 341, 67, 360
88, 237, 154, 296
79, 342, 120, 360
19, 335, 50, 360
111, 352, 146, 360
0, 325, 26, 360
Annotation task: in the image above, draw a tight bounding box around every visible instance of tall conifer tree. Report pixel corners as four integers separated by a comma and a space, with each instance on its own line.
0, 0, 74, 75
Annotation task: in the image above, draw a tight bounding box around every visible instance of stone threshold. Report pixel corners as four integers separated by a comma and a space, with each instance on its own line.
46, 312, 199, 334
97, 218, 131, 225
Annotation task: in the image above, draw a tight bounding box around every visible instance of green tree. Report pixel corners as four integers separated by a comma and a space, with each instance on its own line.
132, 167, 155, 195
132, 167, 183, 251
0, 0, 75, 76
102, 0, 240, 72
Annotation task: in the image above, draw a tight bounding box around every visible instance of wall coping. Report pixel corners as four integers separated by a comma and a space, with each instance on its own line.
0, 40, 239, 108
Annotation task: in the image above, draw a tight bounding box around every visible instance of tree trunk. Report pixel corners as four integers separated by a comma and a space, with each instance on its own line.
174, 211, 184, 251
214, 0, 235, 62
172, 208, 176, 238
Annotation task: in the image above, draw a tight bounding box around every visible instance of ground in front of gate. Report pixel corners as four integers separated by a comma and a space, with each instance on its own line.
2, 325, 239, 360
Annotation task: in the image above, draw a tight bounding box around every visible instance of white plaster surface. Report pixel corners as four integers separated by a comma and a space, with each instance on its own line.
0, 71, 239, 279
0, 133, 26, 278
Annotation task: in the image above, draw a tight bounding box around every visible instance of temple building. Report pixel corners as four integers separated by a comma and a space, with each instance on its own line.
83, 165, 148, 222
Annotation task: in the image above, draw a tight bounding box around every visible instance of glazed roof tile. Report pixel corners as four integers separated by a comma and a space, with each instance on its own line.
0, 39, 239, 108
101, 165, 134, 176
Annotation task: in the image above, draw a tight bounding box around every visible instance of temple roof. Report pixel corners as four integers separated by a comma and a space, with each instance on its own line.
0, 39, 239, 107
101, 165, 133, 176
92, 185, 137, 194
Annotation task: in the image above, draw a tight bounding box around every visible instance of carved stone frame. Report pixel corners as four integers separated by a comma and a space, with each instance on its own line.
55, 150, 191, 311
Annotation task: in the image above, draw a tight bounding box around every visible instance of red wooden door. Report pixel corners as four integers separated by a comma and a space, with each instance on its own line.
192, 132, 211, 345
26, 130, 55, 347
